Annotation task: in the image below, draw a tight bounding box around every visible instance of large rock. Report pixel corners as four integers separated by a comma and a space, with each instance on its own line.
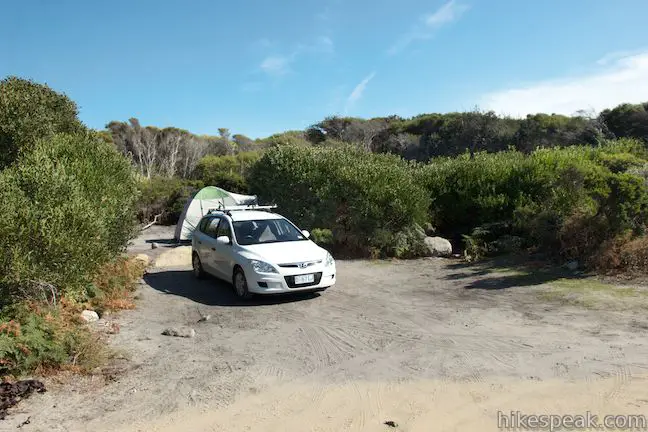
80, 310, 99, 323
424, 236, 453, 257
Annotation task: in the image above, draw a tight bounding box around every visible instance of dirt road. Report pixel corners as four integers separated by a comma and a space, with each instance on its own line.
3, 227, 648, 431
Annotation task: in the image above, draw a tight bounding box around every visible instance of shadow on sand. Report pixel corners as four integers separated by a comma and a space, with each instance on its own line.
441, 254, 590, 291
144, 270, 322, 306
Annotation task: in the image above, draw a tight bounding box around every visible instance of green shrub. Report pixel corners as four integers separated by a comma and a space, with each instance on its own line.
0, 132, 139, 303
0, 313, 67, 376
415, 150, 538, 233
462, 222, 524, 261
416, 142, 648, 265
0, 76, 84, 168
192, 151, 260, 193
248, 145, 429, 257
0, 301, 109, 377
518, 146, 648, 259
137, 177, 204, 225
310, 228, 333, 247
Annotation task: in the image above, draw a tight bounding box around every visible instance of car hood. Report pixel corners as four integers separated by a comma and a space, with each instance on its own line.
239, 240, 326, 264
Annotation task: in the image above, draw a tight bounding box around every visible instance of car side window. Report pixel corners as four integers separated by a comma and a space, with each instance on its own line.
198, 217, 210, 233
216, 218, 232, 239
203, 217, 221, 239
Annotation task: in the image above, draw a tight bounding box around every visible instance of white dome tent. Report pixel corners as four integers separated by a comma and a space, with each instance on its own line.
173, 186, 258, 241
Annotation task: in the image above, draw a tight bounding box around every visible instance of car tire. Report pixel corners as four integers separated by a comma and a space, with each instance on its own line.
233, 268, 253, 300
192, 253, 206, 279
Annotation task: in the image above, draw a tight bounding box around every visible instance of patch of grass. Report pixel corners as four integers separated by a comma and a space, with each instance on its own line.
539, 277, 648, 310
487, 266, 532, 277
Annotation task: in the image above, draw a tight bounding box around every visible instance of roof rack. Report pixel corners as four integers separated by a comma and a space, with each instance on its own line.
206, 204, 278, 216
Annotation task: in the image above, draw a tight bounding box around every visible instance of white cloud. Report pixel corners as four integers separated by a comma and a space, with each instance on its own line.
480, 51, 648, 117
260, 56, 291, 76
425, 0, 470, 27
388, 0, 469, 55
345, 72, 376, 113
259, 36, 334, 76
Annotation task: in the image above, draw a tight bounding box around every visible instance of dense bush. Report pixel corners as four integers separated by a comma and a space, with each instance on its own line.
415, 150, 535, 234
0, 76, 84, 168
0, 132, 139, 304
248, 145, 429, 257
137, 177, 204, 225
415, 140, 648, 264
191, 151, 260, 194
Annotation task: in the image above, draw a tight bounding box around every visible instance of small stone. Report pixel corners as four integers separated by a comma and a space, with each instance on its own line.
80, 310, 99, 323
384, 420, 398, 428
162, 327, 195, 338
151, 242, 158, 249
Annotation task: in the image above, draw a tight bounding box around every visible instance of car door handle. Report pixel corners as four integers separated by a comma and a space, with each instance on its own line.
211, 247, 216, 251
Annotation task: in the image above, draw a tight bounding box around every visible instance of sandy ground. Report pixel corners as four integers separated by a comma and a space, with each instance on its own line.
3, 226, 648, 431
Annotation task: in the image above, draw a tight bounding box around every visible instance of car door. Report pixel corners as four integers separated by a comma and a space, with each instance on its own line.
211, 217, 234, 278
192, 216, 210, 263
198, 216, 221, 274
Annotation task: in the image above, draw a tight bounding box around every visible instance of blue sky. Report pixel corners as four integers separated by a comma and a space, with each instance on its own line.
2, 0, 648, 138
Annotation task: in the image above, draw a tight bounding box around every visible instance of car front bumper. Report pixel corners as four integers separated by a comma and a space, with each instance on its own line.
246, 265, 336, 294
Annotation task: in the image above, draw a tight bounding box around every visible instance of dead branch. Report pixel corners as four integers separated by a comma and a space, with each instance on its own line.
142, 213, 162, 230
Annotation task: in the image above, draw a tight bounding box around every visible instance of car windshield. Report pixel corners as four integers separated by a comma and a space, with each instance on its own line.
232, 218, 307, 246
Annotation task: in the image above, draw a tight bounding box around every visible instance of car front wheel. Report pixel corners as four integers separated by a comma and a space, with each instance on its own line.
233, 268, 253, 300
192, 253, 205, 279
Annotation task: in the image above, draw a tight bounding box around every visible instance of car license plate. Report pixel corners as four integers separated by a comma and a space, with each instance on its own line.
294, 274, 315, 284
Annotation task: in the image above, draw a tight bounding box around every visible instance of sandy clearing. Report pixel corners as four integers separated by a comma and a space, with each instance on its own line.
3, 227, 648, 432
116, 375, 648, 432
151, 246, 191, 268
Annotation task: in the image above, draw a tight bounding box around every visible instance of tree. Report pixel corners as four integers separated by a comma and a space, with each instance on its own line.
600, 102, 648, 143
179, 135, 208, 178
232, 134, 256, 151
107, 120, 212, 179
260, 131, 310, 148
157, 127, 188, 177
305, 116, 355, 144
0, 76, 84, 168
107, 118, 158, 178
514, 113, 589, 153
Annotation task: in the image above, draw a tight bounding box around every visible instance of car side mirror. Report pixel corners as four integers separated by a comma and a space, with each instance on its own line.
216, 236, 231, 245
301, 230, 310, 239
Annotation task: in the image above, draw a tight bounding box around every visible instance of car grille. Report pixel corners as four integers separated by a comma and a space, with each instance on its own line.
284, 272, 323, 288
278, 260, 322, 268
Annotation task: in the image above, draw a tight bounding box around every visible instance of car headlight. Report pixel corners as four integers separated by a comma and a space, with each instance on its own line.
250, 259, 278, 274
325, 252, 335, 267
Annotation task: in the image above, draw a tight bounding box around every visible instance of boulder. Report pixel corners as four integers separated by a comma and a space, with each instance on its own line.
424, 236, 453, 257
80, 310, 99, 323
